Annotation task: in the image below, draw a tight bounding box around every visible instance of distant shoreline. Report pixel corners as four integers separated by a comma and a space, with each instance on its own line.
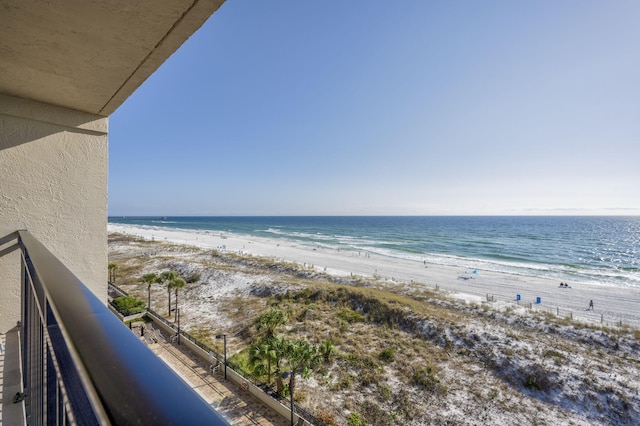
108, 216, 640, 289
109, 223, 640, 328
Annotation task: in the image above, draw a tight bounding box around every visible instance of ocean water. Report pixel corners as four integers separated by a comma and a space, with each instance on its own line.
108, 216, 640, 288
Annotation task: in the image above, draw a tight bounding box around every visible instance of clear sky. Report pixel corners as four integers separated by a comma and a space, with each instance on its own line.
109, 1, 640, 216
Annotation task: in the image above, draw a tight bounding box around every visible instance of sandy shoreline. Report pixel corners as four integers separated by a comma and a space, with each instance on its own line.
108, 223, 640, 328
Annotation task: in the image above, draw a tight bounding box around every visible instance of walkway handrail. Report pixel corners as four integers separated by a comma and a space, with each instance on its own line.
18, 230, 227, 425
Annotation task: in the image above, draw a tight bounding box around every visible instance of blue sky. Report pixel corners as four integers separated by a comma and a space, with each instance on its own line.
109, 1, 640, 216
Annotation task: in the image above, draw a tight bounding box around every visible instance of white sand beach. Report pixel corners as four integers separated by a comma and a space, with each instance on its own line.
108, 223, 640, 329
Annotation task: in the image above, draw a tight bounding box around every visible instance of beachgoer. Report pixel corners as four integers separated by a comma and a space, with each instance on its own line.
589, 300, 594, 310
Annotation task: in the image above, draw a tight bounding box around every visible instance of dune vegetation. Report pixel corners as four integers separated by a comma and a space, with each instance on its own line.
109, 233, 640, 426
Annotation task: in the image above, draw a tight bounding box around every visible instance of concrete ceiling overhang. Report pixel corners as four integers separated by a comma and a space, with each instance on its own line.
0, 0, 224, 116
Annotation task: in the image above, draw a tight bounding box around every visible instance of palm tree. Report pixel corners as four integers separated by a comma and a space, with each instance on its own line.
160, 270, 178, 315
283, 338, 323, 391
141, 273, 160, 311
171, 277, 186, 321
269, 335, 289, 393
108, 263, 118, 283
249, 342, 279, 384
254, 308, 288, 340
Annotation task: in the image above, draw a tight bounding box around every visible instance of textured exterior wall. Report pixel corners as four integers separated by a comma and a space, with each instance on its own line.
0, 94, 108, 333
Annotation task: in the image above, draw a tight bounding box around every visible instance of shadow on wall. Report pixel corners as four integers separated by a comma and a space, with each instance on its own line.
0, 94, 107, 151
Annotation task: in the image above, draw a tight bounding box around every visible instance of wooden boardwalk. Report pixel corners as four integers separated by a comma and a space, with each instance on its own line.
139, 328, 289, 426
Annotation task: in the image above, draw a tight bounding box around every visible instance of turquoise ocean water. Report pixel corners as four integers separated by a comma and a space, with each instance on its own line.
108, 216, 640, 289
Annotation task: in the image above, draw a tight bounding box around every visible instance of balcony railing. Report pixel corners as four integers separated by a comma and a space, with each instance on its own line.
15, 230, 228, 425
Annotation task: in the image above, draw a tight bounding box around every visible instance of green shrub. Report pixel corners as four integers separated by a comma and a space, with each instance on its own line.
378, 384, 392, 399
336, 374, 356, 390
320, 339, 335, 361
337, 308, 365, 324
412, 365, 446, 395
112, 296, 146, 315
347, 412, 366, 426
378, 347, 395, 363
185, 272, 201, 283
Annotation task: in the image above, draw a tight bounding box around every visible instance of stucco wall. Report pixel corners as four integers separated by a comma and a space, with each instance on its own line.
0, 94, 108, 333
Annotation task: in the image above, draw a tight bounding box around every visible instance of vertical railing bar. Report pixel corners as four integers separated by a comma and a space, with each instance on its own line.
15, 327, 27, 425
47, 343, 56, 423
58, 382, 64, 425
45, 335, 79, 425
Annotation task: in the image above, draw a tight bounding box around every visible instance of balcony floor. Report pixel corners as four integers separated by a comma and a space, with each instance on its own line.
0, 327, 25, 425
139, 330, 288, 426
